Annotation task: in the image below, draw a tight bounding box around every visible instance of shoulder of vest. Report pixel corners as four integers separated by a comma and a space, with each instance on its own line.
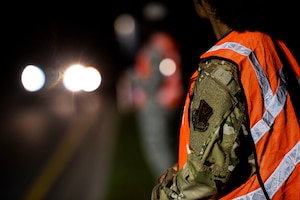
199, 57, 238, 75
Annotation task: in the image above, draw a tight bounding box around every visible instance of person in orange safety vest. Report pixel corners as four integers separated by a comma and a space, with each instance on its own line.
132, 3, 184, 180
151, 0, 300, 199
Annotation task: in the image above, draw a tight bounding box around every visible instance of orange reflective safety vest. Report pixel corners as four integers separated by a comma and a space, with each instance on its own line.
178, 30, 300, 199
134, 32, 183, 109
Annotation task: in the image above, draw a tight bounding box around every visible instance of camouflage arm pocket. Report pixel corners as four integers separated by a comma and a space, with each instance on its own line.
174, 58, 246, 199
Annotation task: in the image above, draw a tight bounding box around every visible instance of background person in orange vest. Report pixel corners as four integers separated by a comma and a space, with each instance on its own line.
151, 0, 300, 199
132, 2, 184, 179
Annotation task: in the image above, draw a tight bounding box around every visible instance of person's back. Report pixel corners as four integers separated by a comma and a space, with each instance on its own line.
198, 30, 300, 199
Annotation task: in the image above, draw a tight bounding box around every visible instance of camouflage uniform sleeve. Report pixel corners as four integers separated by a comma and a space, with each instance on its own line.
153, 58, 255, 200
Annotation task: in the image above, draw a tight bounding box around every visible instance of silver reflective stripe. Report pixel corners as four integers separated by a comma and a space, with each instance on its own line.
251, 75, 287, 142
208, 41, 252, 56
233, 141, 300, 200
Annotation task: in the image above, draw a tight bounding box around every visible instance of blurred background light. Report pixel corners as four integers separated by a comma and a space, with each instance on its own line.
62, 64, 101, 92
159, 58, 176, 76
63, 64, 86, 92
142, 2, 167, 21
114, 13, 138, 59
21, 65, 46, 92
114, 13, 136, 37
82, 66, 102, 92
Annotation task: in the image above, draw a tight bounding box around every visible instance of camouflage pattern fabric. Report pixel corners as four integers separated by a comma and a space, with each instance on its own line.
151, 58, 255, 200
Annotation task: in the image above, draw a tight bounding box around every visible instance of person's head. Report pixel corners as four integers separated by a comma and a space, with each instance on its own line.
193, 0, 292, 36
193, 0, 300, 62
195, 0, 270, 31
